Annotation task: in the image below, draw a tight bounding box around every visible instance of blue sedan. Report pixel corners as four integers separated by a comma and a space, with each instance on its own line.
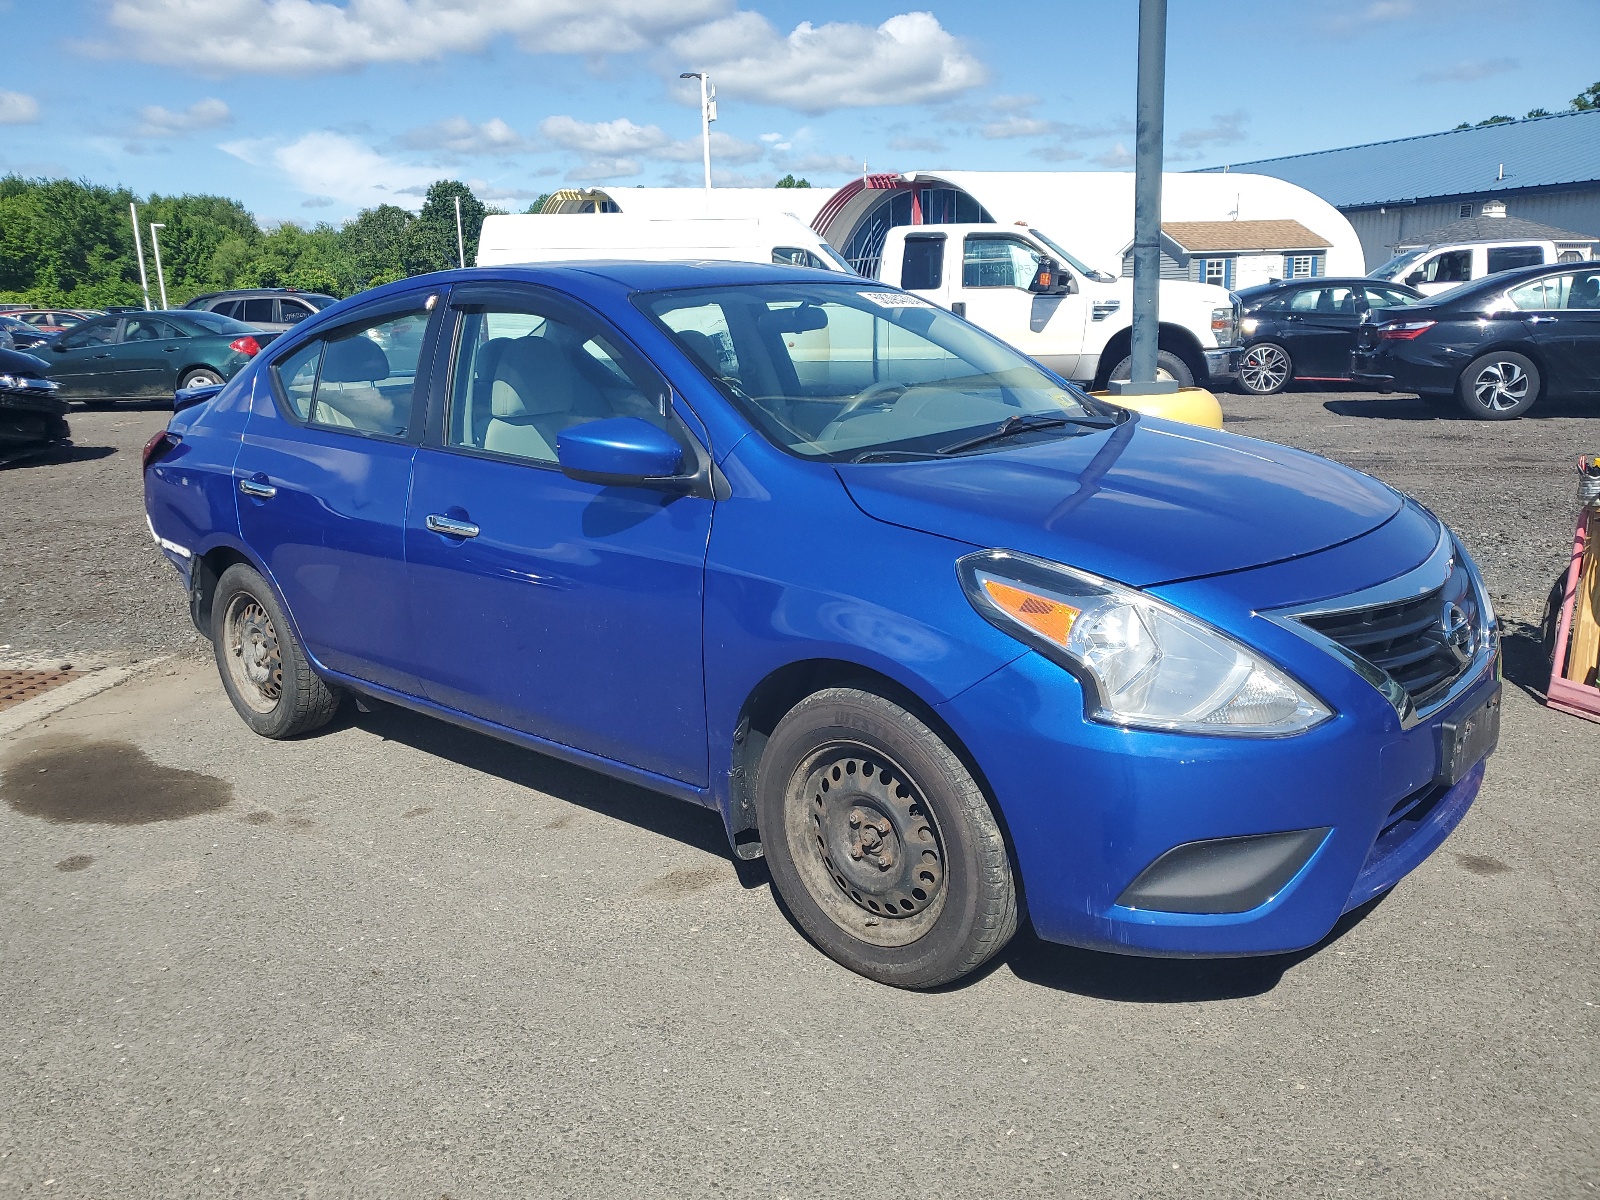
142, 262, 1500, 988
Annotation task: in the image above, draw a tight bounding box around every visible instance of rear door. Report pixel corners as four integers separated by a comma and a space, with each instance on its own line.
233, 287, 441, 694
114, 314, 190, 395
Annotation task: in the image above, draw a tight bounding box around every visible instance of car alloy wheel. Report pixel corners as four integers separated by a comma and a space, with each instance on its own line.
223, 592, 283, 714
1239, 343, 1292, 395
180, 368, 225, 389
1472, 360, 1529, 412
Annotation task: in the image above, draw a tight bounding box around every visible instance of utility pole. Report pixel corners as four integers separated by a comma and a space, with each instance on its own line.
149, 222, 169, 309
129, 202, 152, 310
679, 71, 716, 193
454, 195, 466, 268
1116, 0, 1176, 395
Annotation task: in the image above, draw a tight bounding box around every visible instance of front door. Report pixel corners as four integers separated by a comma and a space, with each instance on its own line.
1514, 267, 1600, 396
43, 316, 121, 398
234, 291, 439, 694
954, 233, 1088, 378
404, 286, 713, 786
1282, 284, 1361, 377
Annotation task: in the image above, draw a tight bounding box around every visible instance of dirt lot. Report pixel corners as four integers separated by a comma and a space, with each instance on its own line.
0, 391, 1596, 1199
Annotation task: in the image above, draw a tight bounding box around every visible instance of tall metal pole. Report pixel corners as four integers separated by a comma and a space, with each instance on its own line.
129, 202, 151, 310
699, 73, 712, 193
149, 223, 169, 309
1123, 0, 1173, 393
454, 195, 466, 268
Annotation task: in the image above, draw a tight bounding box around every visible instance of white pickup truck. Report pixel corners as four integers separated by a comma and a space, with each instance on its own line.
873, 224, 1240, 390
477, 212, 1241, 391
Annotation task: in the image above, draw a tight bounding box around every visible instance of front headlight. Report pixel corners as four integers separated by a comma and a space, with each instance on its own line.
959, 550, 1331, 736
1239, 317, 1259, 336
1210, 306, 1238, 347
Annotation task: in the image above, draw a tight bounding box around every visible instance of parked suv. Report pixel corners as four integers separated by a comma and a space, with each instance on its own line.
184, 288, 338, 332
144, 262, 1499, 989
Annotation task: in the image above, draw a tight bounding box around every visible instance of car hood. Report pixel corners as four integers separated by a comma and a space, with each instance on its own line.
835, 417, 1403, 587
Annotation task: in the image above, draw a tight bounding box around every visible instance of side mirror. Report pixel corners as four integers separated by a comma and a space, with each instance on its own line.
51, 343, 68, 352
556, 417, 685, 488
1029, 256, 1062, 293
1404, 271, 1424, 286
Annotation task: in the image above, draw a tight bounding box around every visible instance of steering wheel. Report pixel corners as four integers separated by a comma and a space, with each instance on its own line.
829, 379, 910, 425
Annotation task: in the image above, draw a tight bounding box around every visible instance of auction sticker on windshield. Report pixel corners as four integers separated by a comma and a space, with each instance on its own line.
859, 292, 933, 308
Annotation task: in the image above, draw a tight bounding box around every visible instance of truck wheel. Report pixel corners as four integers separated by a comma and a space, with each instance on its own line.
212, 563, 341, 739
1456, 351, 1540, 419
1106, 350, 1195, 390
755, 687, 1018, 989
1237, 343, 1292, 395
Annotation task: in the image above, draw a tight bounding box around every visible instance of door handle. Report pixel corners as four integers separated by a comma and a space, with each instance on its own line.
426, 513, 480, 538
164, 346, 180, 352
239, 478, 277, 499
1526, 315, 1559, 324
93, 352, 112, 358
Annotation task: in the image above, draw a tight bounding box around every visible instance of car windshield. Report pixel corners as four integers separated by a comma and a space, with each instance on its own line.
638, 282, 1107, 462
185, 311, 259, 335
1026, 229, 1105, 280
1370, 251, 1422, 281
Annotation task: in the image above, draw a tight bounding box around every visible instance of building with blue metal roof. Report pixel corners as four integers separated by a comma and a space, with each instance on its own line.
1199, 109, 1600, 269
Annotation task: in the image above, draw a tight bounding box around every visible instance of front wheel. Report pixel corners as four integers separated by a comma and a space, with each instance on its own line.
1237, 342, 1293, 395
756, 687, 1018, 989
1105, 349, 1196, 390
1456, 351, 1540, 419
212, 563, 341, 739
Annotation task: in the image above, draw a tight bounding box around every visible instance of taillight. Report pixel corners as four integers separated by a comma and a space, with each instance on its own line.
228, 336, 261, 357
142, 430, 181, 469
1376, 320, 1436, 341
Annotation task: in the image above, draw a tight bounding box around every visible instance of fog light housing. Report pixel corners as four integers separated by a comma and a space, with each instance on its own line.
1116, 827, 1329, 914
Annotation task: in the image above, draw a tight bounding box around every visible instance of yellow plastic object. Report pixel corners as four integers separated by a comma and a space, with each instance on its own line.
1089, 386, 1224, 430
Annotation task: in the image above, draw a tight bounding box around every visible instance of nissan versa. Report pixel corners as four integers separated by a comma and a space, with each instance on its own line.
142, 262, 1501, 988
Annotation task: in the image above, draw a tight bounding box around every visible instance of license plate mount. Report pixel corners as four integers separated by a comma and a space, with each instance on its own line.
1438, 684, 1501, 787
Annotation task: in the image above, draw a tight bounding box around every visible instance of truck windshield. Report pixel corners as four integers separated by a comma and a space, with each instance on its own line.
1370, 251, 1423, 281
639, 283, 1105, 463
1027, 229, 1106, 280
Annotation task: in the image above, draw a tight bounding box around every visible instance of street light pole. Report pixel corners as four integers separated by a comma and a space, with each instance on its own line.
679, 71, 715, 194
149, 223, 169, 310
129, 202, 151, 310
1118, 0, 1176, 395
454, 194, 466, 268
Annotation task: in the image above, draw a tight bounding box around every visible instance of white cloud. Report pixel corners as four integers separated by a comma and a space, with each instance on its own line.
1167, 110, 1248, 161
670, 11, 985, 113
399, 116, 533, 154
223, 131, 435, 210
136, 97, 231, 136
1092, 143, 1134, 169
540, 114, 762, 167
982, 115, 1059, 140
565, 156, 644, 182
772, 152, 858, 176
888, 134, 945, 154
97, 0, 730, 73
1416, 57, 1518, 84
1323, 0, 1417, 34
0, 91, 40, 125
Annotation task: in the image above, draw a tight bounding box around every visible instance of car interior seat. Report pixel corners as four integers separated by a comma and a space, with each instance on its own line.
483, 336, 605, 461
316, 334, 399, 433
675, 330, 725, 377
1568, 273, 1600, 310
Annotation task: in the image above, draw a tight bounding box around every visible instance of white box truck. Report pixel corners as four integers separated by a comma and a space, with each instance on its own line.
476, 211, 1240, 391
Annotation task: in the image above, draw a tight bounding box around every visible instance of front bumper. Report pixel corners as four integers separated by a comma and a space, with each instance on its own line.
1204, 346, 1241, 383
936, 638, 1496, 958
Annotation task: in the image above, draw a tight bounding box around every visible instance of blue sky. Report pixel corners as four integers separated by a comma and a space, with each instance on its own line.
1, 0, 1596, 224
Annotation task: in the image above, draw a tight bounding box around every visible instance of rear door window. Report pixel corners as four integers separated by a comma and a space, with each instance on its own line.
241, 298, 276, 325
269, 308, 430, 436
1361, 287, 1416, 310
901, 237, 945, 291
1487, 245, 1545, 273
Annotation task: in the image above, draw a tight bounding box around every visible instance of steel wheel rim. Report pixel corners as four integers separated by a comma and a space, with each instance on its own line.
784, 742, 947, 948
1472, 361, 1528, 411
223, 593, 283, 714
1241, 345, 1289, 393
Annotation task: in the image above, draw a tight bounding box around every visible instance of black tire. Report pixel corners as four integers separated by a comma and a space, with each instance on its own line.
1236, 342, 1293, 395
1105, 349, 1196, 390
179, 367, 225, 390
1456, 351, 1541, 420
755, 687, 1017, 989
211, 563, 341, 739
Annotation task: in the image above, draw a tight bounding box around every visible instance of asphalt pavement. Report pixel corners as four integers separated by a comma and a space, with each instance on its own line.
0, 393, 1596, 1198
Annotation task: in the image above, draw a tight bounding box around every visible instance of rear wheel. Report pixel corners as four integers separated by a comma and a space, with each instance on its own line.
179, 367, 225, 390
212, 563, 341, 739
755, 687, 1017, 989
1237, 342, 1292, 395
1105, 350, 1196, 390
1456, 351, 1540, 420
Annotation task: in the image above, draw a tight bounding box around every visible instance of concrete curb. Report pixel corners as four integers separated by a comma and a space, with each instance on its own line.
0, 656, 173, 739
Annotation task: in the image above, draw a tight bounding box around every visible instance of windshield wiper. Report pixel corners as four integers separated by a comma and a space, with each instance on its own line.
937, 412, 1117, 456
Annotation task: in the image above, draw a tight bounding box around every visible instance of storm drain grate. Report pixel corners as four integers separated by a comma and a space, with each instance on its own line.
0, 669, 81, 713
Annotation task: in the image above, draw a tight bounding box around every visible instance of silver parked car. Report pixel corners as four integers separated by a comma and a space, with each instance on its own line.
183, 288, 338, 332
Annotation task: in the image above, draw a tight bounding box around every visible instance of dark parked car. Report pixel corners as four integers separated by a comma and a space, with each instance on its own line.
1235, 278, 1422, 395
0, 314, 51, 352
1351, 262, 1600, 419
39, 310, 274, 403
0, 347, 68, 462
184, 288, 338, 332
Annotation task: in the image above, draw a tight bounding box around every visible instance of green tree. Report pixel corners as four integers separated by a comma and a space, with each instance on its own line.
1476, 115, 1514, 126
339, 204, 414, 289
775, 174, 811, 188
408, 179, 487, 272
1525, 107, 1552, 119
526, 193, 554, 214
1572, 80, 1600, 110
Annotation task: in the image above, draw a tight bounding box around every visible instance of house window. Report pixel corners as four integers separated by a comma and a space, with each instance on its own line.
1205, 258, 1229, 287
1284, 253, 1323, 278
1459, 203, 1473, 218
